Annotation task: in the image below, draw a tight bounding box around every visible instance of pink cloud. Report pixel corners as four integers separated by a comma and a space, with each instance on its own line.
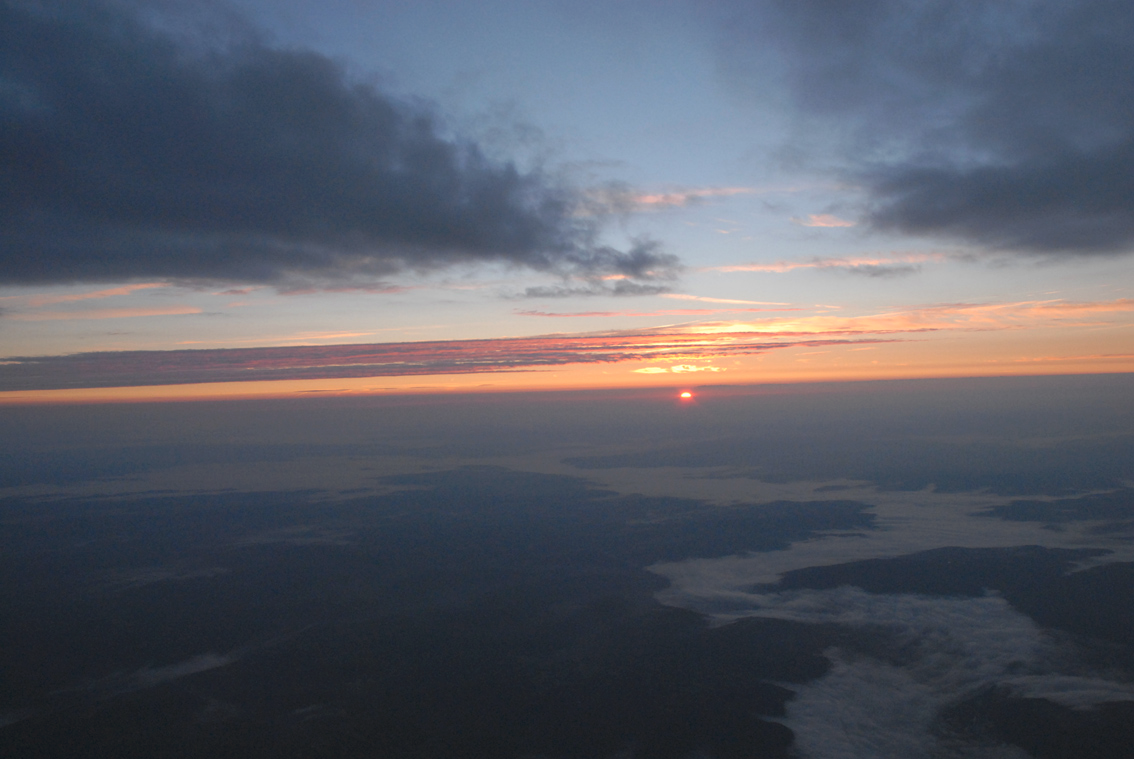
580, 185, 761, 215
7, 306, 202, 321
279, 284, 408, 296
5, 297, 1127, 391
515, 306, 798, 318
660, 294, 793, 306
681, 297, 1134, 336
632, 364, 724, 374
0, 282, 170, 308
710, 252, 945, 274
0, 329, 897, 391
792, 213, 856, 228
631, 187, 757, 208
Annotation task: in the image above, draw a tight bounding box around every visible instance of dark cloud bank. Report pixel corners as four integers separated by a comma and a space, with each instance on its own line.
715, 0, 1134, 255
0, 0, 676, 286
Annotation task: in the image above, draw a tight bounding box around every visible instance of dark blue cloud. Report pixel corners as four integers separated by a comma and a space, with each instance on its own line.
711, 0, 1134, 255
0, 0, 678, 285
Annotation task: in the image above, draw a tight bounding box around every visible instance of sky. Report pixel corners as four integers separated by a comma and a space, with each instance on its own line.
2, 0, 1133, 403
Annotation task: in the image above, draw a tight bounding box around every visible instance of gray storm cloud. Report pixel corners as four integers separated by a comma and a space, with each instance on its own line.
711, 0, 1134, 256
0, 0, 678, 286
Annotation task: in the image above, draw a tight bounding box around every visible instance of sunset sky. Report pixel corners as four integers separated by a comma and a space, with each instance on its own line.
7, 6, 1134, 752
3, 0, 1133, 402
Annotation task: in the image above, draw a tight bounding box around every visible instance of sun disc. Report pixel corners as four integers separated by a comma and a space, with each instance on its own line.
680, 391, 693, 399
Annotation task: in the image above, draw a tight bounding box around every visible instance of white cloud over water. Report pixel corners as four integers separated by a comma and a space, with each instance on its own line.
659, 584, 1134, 758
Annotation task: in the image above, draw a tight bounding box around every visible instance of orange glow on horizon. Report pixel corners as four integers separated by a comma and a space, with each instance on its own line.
3, 355, 1132, 406
2, 295, 1133, 404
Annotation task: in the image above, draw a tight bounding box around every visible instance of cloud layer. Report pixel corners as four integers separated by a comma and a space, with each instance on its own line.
716, 0, 1134, 255
0, 0, 676, 285
0, 328, 891, 391
710, 252, 944, 277
733, 588, 1134, 758
5, 294, 1132, 390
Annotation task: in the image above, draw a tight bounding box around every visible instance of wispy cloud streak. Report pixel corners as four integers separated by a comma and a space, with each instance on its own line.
710, 252, 945, 276
0, 283, 170, 308
661, 294, 792, 306
6, 306, 202, 321
792, 214, 856, 228
685, 298, 1134, 336
4, 297, 1128, 391
515, 307, 798, 318
583, 185, 759, 214
0, 330, 893, 391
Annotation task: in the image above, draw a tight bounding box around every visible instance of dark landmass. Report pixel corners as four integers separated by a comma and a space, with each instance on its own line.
0, 442, 435, 488
0, 467, 876, 758
771, 546, 1134, 649
978, 488, 1134, 531
944, 687, 1134, 759
4, 377, 1132, 755
567, 434, 1134, 495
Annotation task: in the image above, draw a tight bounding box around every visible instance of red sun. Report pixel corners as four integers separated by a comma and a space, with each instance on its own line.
679, 391, 693, 399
